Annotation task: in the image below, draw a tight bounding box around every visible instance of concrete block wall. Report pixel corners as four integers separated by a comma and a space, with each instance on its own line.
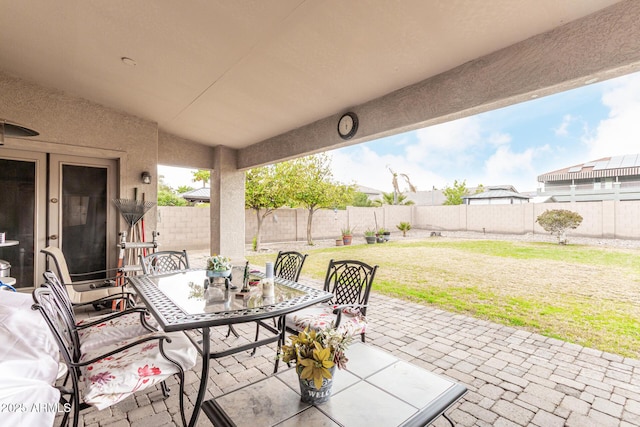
413, 205, 464, 230
465, 205, 527, 234
531, 202, 604, 237
616, 201, 640, 239
158, 200, 640, 251
156, 206, 210, 251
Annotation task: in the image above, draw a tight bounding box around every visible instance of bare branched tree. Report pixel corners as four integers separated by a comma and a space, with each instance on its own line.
387, 166, 417, 204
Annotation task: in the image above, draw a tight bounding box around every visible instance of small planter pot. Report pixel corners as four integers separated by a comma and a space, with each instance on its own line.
342, 234, 352, 245
207, 269, 232, 285
335, 239, 344, 246
376, 234, 384, 243
207, 269, 232, 278
365, 236, 376, 244
298, 366, 336, 404
383, 231, 391, 242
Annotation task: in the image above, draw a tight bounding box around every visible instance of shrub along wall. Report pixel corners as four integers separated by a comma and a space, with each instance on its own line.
156, 200, 640, 250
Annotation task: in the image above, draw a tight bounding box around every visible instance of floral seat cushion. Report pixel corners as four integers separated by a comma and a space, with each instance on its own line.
77, 312, 159, 353
80, 331, 196, 410
285, 304, 367, 336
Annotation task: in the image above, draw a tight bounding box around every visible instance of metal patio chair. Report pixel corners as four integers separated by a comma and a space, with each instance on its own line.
273, 250, 308, 282
31, 286, 197, 427
41, 246, 133, 309
42, 271, 156, 355
139, 250, 190, 275
283, 259, 378, 342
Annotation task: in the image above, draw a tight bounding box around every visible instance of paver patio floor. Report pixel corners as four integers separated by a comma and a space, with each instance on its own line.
69, 269, 640, 427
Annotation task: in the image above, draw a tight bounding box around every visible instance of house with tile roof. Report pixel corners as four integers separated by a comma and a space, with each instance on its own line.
181, 187, 211, 204
537, 154, 640, 202
462, 185, 530, 205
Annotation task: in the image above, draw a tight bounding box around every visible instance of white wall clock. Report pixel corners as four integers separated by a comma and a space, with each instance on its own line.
337, 112, 358, 140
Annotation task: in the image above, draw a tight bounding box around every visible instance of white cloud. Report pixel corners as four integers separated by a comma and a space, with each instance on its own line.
554, 114, 573, 136
488, 132, 511, 146
586, 73, 640, 159
332, 114, 528, 192
482, 145, 549, 191
330, 146, 445, 192
411, 116, 482, 158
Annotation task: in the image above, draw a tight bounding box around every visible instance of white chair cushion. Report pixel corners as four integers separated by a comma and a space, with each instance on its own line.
80, 331, 196, 410
77, 312, 159, 353
285, 304, 367, 336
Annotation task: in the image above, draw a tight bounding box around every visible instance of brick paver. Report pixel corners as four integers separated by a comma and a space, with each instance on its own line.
65, 270, 640, 427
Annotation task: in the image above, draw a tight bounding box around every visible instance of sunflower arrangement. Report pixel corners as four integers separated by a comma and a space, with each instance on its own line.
280, 326, 353, 389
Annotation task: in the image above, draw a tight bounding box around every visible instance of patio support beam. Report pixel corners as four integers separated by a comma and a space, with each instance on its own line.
210, 146, 245, 261
237, 0, 640, 169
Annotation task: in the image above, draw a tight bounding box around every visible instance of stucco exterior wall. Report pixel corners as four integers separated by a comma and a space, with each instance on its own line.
0, 71, 213, 265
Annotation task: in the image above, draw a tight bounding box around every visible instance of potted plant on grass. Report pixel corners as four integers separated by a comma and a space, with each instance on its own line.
375, 227, 386, 243
280, 326, 352, 404
396, 221, 412, 237
364, 228, 376, 244
341, 226, 355, 246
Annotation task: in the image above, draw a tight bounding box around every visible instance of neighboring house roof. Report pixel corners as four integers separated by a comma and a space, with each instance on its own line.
181, 187, 210, 202
484, 185, 518, 193
356, 185, 383, 197
538, 154, 640, 182
530, 195, 557, 203
463, 188, 530, 200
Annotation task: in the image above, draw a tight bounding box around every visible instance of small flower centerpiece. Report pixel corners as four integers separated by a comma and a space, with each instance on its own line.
280, 326, 352, 403
206, 254, 232, 278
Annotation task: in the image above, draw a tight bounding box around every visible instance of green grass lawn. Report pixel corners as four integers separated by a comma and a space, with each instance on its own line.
248, 239, 640, 358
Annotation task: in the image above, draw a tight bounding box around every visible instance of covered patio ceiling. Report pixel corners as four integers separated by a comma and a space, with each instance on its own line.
2, 1, 640, 168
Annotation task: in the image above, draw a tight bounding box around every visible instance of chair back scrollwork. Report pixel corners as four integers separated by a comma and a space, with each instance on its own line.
140, 250, 190, 275
274, 251, 308, 282
323, 259, 378, 316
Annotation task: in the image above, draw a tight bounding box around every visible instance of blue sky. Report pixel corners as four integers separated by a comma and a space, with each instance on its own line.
160, 71, 640, 193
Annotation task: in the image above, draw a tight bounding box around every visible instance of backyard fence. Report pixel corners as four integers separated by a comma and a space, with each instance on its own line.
156, 199, 640, 250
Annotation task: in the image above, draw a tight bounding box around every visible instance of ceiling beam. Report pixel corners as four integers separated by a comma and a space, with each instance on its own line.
238, 0, 640, 170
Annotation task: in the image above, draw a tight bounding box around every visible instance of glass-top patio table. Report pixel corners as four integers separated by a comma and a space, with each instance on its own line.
202, 342, 468, 427
128, 268, 333, 427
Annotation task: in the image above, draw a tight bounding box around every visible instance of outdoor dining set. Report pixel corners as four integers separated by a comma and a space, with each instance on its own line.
1, 247, 468, 427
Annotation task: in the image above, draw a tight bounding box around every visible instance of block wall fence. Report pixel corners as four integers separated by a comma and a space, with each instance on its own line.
155, 200, 640, 251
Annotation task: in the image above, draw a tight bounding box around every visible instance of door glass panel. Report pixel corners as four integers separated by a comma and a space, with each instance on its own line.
62, 165, 107, 280
0, 159, 35, 288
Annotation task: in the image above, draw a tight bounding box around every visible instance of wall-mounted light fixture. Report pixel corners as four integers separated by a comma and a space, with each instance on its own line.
0, 119, 39, 146
141, 171, 152, 184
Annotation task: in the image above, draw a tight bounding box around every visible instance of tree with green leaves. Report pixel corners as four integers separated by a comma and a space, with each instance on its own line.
536, 209, 583, 244
285, 154, 355, 245
245, 164, 291, 251
192, 169, 210, 188
442, 179, 470, 205
176, 185, 194, 194
352, 192, 373, 207
157, 175, 188, 206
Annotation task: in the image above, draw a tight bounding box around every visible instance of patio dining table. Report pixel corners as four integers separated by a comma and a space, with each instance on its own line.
127, 267, 333, 427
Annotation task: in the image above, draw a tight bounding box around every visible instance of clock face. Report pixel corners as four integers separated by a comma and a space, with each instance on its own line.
338, 112, 358, 140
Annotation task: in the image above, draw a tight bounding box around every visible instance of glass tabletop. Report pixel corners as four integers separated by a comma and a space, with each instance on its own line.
157, 269, 306, 315
128, 268, 333, 332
